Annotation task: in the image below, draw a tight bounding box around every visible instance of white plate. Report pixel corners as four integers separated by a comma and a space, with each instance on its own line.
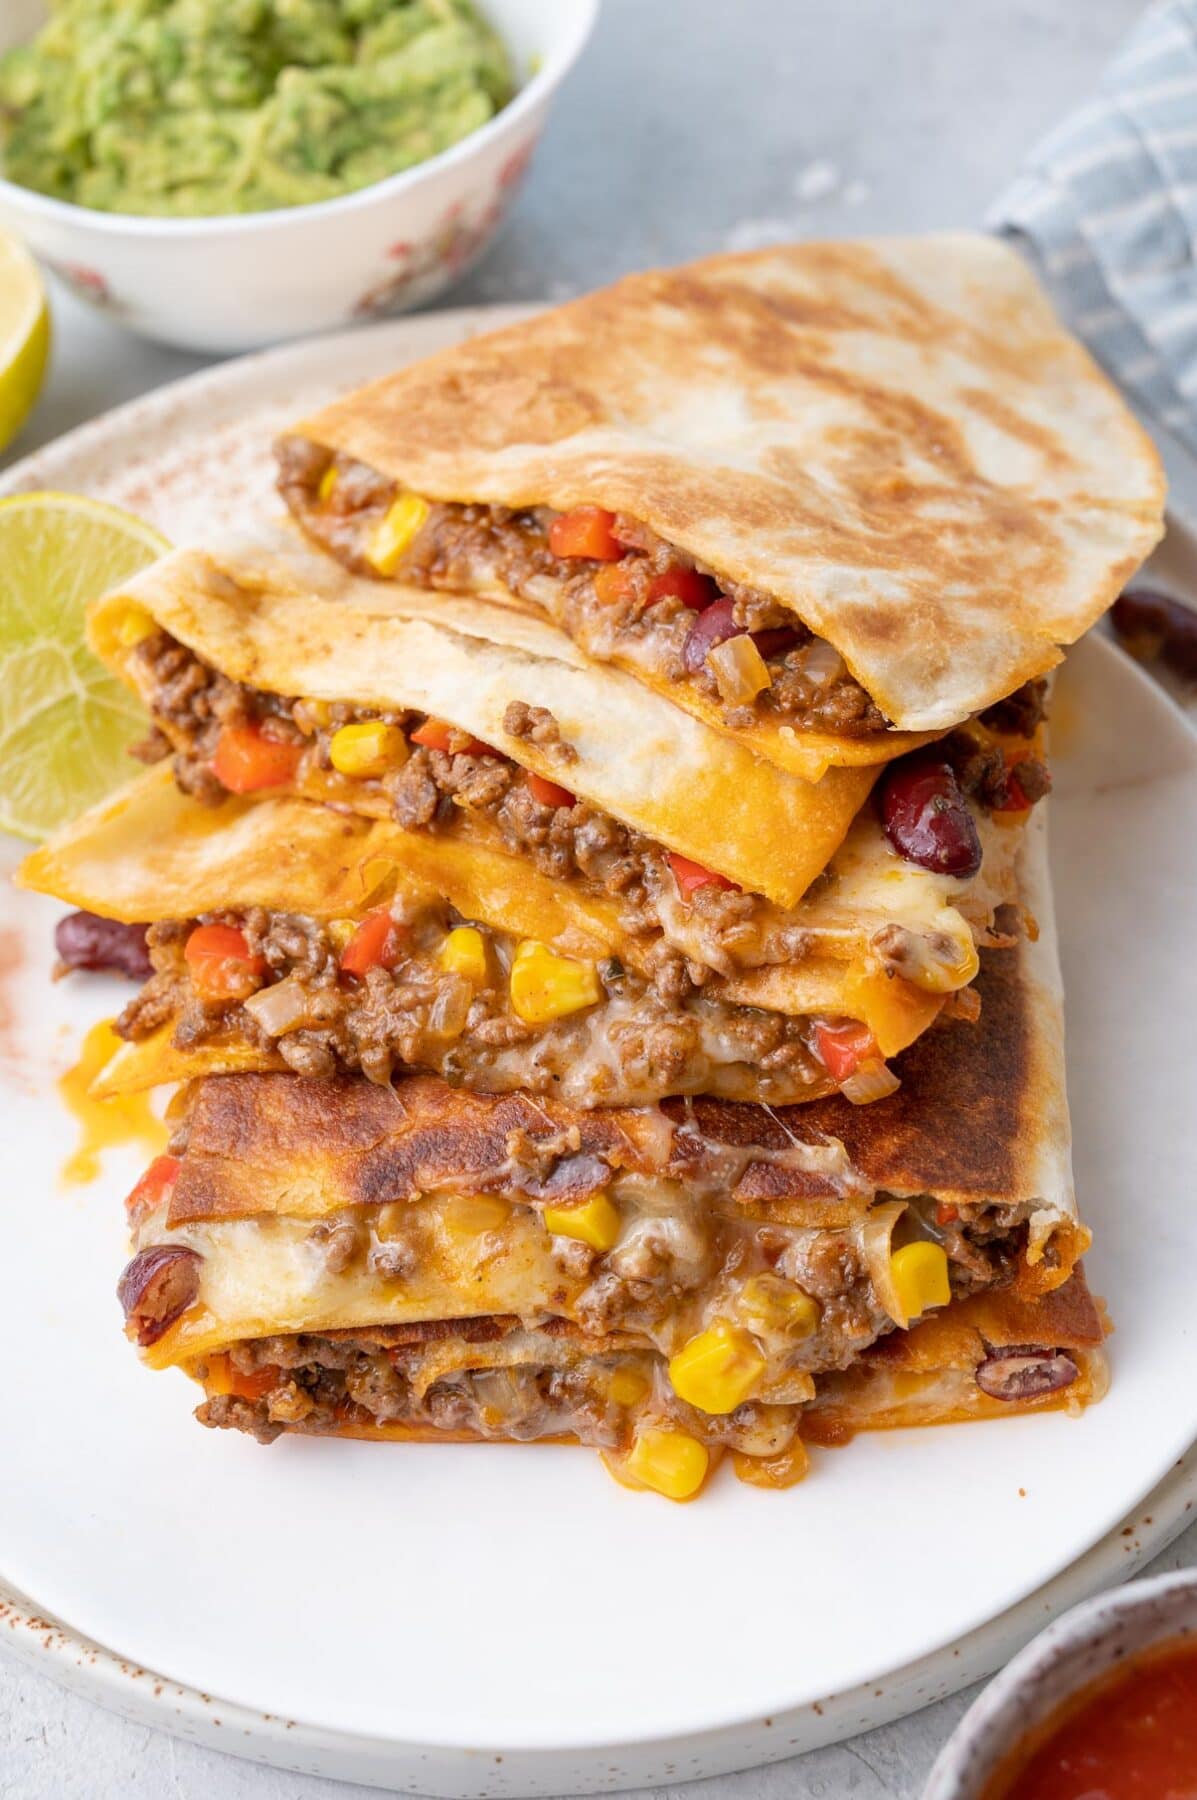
2, 314, 1197, 1797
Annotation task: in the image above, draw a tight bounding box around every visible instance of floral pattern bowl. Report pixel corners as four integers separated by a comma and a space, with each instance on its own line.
923, 1567, 1197, 1798
0, 0, 596, 353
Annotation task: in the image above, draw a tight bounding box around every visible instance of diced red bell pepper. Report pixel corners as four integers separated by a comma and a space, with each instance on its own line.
667, 851, 738, 898
527, 771, 576, 809
992, 754, 1032, 813
340, 907, 408, 978
210, 723, 303, 793
410, 717, 501, 758
184, 923, 267, 1001
936, 1203, 960, 1226
647, 566, 718, 611
813, 1019, 878, 1083
124, 1154, 181, 1224
548, 506, 624, 561
593, 561, 636, 606
228, 1364, 281, 1401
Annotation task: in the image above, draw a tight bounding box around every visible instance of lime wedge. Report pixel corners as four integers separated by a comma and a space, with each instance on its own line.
0, 233, 49, 452
0, 491, 169, 840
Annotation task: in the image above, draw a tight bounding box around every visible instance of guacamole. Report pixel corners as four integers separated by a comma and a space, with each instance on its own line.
0, 0, 513, 216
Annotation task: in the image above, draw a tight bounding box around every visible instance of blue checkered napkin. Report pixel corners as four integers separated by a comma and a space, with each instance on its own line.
994, 0, 1197, 458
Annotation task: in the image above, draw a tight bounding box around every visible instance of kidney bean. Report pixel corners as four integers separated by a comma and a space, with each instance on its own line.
681, 596, 740, 673
975, 1348, 1078, 1401
681, 595, 799, 675
55, 911, 151, 981
1111, 587, 1197, 680
751, 626, 801, 660
878, 754, 982, 877
117, 1245, 202, 1347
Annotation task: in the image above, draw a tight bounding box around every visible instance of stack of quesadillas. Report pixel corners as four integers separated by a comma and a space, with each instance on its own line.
22, 236, 1162, 1498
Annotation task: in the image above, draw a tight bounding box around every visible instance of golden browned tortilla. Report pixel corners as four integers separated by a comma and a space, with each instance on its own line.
284, 235, 1165, 731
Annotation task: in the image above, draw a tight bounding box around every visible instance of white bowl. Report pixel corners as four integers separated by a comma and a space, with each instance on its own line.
0, 0, 596, 353
923, 1568, 1197, 1799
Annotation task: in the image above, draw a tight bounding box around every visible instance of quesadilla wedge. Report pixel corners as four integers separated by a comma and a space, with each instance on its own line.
276, 235, 1163, 772
85, 524, 1048, 1003
21, 767, 1035, 1108
113, 898, 1096, 1498
88, 525, 879, 910
182, 1275, 1108, 1500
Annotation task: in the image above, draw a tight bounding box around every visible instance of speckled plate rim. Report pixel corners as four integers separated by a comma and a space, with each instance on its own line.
2, 310, 1196, 1799
2, 1454, 1192, 1797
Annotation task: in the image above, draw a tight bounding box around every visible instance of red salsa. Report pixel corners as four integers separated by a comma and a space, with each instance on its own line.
984, 1637, 1197, 1800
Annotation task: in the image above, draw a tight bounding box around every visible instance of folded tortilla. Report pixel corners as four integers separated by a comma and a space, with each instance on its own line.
181, 1277, 1107, 1489
117, 929, 1097, 1494
278, 235, 1163, 745
112, 810, 1097, 1494
23, 766, 1032, 1106
117, 875, 1089, 1453
806, 1274, 1109, 1438
88, 525, 882, 906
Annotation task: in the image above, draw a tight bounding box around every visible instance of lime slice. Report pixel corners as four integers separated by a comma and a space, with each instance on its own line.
0, 492, 169, 840
0, 233, 49, 452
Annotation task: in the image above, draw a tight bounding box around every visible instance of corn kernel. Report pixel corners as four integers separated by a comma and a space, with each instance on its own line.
737, 1273, 820, 1340
668, 1322, 765, 1415
318, 465, 338, 503
509, 940, 602, 1024
439, 926, 489, 986
443, 1193, 509, 1236
326, 918, 357, 953
890, 1240, 951, 1321
117, 605, 155, 648
625, 1426, 710, 1500
543, 1191, 621, 1253
328, 720, 407, 780
367, 493, 431, 575
609, 1365, 650, 1408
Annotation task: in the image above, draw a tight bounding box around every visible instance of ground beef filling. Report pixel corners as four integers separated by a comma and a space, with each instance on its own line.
195, 1198, 1027, 1450
276, 442, 890, 737
175, 1189, 1028, 1447
126, 630, 1044, 1009
198, 1335, 663, 1450
944, 681, 1051, 811
116, 906, 839, 1107
133, 627, 671, 908
126, 629, 831, 976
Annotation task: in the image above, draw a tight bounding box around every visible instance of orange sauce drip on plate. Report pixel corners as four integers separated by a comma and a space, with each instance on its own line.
984, 1637, 1197, 1800
58, 1018, 166, 1184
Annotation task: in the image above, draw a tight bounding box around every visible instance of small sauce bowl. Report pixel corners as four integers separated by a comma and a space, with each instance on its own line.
924, 1568, 1197, 1799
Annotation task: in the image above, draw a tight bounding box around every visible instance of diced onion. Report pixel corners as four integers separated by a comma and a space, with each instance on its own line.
522, 574, 564, 607
758, 1370, 817, 1406
242, 977, 313, 1036
859, 1200, 910, 1327
707, 634, 772, 704
840, 1060, 901, 1106
800, 639, 846, 688
428, 974, 472, 1039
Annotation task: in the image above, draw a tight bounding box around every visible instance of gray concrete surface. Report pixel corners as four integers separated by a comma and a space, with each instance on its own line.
5, 2, 1191, 1796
